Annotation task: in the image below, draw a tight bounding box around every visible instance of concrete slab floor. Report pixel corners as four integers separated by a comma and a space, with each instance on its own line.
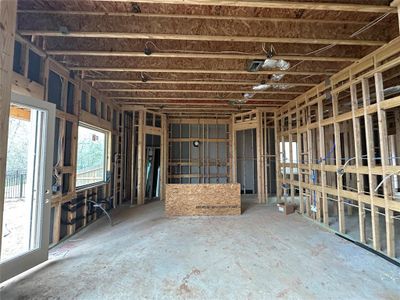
1, 200, 400, 300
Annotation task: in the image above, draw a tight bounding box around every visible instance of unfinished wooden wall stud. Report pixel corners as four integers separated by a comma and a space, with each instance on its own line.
276, 36, 400, 259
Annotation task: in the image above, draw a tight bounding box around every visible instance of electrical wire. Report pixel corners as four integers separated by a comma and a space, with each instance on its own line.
288, 12, 390, 74
144, 41, 259, 56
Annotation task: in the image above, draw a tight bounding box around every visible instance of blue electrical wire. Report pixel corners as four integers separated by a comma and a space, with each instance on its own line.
311, 143, 336, 210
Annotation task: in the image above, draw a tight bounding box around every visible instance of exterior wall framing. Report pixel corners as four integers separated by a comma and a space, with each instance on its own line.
275, 36, 400, 259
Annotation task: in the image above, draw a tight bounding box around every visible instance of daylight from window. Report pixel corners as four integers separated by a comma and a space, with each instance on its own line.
76, 125, 106, 187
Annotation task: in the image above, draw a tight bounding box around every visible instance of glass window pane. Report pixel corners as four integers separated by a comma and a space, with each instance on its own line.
76, 125, 107, 187
2, 104, 45, 261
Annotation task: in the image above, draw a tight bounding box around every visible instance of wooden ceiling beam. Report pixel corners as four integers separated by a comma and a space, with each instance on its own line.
101, 88, 302, 95
99, 0, 396, 13
112, 97, 290, 102
71, 67, 332, 76
47, 50, 358, 62
117, 101, 282, 106
17, 10, 371, 25
18, 31, 385, 47
91, 79, 316, 87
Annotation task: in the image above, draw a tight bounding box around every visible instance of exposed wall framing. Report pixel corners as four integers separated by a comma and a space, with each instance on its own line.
168, 117, 231, 184
120, 107, 166, 205
11, 34, 121, 246
276, 36, 400, 260
232, 109, 276, 203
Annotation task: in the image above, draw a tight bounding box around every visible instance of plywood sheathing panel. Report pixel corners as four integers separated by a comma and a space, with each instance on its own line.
16, 0, 395, 23
16, 12, 392, 42
165, 184, 241, 216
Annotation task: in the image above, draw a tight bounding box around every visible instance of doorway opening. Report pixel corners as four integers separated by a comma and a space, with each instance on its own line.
145, 134, 161, 202
1, 104, 45, 262
236, 129, 258, 207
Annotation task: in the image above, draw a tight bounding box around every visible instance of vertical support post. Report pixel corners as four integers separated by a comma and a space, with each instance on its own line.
119, 112, 125, 204
375, 73, 395, 258
281, 126, 287, 203
296, 105, 304, 214
350, 83, 366, 243
362, 78, 380, 251
318, 99, 328, 225
263, 112, 269, 203
130, 112, 136, 205
306, 106, 312, 217
231, 115, 237, 183
332, 94, 345, 234
288, 113, 295, 204
137, 110, 145, 205
395, 110, 400, 191
160, 114, 167, 201
256, 110, 264, 203
0, 0, 18, 252
274, 112, 282, 203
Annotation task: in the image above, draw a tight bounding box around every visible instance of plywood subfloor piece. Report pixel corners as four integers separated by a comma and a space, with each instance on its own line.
165, 184, 241, 216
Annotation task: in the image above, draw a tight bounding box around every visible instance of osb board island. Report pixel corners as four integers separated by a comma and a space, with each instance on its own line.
165, 184, 241, 216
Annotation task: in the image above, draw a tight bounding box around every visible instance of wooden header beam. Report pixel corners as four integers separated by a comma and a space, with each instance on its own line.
47, 50, 358, 63
18, 31, 385, 47
95, 0, 396, 13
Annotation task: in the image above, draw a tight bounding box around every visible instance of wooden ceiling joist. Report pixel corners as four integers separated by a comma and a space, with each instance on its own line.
93, 0, 396, 13
17, 10, 372, 25
19, 31, 385, 46
116, 101, 282, 106
100, 89, 302, 95
112, 96, 291, 102
47, 50, 358, 62
130, 0, 396, 13
90, 79, 316, 87
71, 67, 333, 76
17, 0, 399, 114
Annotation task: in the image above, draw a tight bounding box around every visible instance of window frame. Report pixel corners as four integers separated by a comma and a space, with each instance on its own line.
75, 122, 110, 190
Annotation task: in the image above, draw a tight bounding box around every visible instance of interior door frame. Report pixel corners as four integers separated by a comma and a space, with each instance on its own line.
231, 112, 265, 203
0, 92, 55, 283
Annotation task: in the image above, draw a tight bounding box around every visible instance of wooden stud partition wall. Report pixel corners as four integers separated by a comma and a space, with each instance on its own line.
276, 36, 400, 259
167, 117, 231, 185
10, 35, 121, 245
119, 107, 166, 205
232, 109, 277, 203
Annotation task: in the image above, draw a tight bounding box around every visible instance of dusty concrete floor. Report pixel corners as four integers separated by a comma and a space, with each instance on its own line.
1, 199, 400, 299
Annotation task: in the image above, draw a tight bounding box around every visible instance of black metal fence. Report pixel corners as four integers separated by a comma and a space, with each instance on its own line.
5, 172, 27, 199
